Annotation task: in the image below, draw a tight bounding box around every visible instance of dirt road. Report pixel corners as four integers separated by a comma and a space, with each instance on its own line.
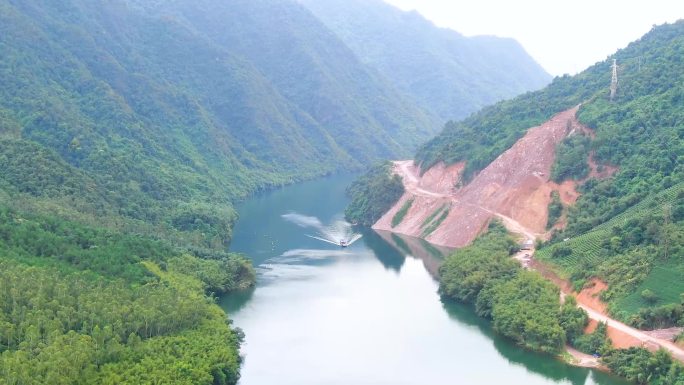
393, 159, 684, 363
394, 160, 540, 241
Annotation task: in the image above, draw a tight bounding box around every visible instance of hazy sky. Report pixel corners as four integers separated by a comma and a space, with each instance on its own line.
383, 0, 684, 75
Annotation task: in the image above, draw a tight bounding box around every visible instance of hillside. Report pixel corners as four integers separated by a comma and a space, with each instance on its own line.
298, 0, 551, 121
364, 21, 684, 326
0, 0, 452, 383
0, 0, 441, 250
373, 107, 587, 247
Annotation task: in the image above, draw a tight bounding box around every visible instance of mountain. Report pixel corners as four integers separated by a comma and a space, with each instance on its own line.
0, 0, 440, 249
125, 0, 440, 161
0, 0, 580, 382
383, 20, 684, 323
0, 0, 448, 383
298, 0, 552, 121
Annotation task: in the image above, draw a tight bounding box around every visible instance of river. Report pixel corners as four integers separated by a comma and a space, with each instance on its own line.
221, 174, 630, 385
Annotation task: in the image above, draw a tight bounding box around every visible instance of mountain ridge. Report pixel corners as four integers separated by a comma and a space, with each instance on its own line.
298, 0, 552, 121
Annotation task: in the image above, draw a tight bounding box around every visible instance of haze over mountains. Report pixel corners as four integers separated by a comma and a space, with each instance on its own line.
298, 0, 552, 121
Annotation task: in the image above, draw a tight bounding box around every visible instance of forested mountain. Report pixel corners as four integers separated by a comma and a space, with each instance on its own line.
416, 21, 684, 324
298, 0, 552, 121
0, 0, 444, 248
0, 0, 557, 382
0, 0, 444, 383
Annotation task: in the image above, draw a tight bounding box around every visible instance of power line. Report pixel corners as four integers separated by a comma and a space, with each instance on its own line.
610, 59, 618, 101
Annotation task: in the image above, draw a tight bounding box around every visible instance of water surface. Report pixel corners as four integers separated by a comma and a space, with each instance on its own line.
223, 174, 629, 385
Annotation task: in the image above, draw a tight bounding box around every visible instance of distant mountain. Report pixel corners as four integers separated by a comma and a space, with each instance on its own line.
298, 0, 552, 121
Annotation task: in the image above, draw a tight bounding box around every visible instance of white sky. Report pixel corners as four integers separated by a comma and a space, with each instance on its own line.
383, 0, 684, 76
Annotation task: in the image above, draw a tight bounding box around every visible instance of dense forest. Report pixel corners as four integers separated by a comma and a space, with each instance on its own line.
0, 0, 450, 250
0, 204, 254, 384
440, 222, 574, 354
298, 0, 551, 121
344, 162, 405, 226
0, 0, 554, 381
0, 0, 460, 382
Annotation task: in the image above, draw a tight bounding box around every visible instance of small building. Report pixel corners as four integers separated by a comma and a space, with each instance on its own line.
520, 239, 534, 250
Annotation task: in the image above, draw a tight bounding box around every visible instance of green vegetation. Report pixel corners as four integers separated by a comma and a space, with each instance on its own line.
422, 206, 450, 237
0, 205, 253, 384
559, 296, 589, 343
417, 22, 684, 189
440, 222, 582, 354
0, 0, 456, 380
421, 205, 450, 229
573, 322, 611, 356
168, 254, 256, 295
345, 163, 405, 226
550, 135, 592, 182
299, 0, 550, 122
547, 191, 564, 230
420, 22, 684, 383
537, 183, 684, 320
537, 23, 684, 321
0, 0, 439, 251
488, 271, 566, 353
439, 224, 683, 383
602, 348, 684, 385
416, 72, 602, 180
440, 222, 519, 303
628, 294, 684, 330
391, 198, 414, 228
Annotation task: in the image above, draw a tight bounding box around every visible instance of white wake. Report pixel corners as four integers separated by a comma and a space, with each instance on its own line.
282, 212, 362, 246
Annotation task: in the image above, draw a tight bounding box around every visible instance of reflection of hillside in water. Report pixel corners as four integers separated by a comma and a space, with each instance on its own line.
371, 230, 628, 385
441, 299, 629, 385
371, 230, 452, 279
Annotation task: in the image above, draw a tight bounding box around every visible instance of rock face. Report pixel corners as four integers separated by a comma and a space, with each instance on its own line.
374, 107, 589, 248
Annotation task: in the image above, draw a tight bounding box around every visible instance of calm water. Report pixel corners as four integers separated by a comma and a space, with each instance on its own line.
222, 175, 629, 385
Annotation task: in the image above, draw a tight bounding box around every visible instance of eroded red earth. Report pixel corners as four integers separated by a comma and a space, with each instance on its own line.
374, 107, 588, 247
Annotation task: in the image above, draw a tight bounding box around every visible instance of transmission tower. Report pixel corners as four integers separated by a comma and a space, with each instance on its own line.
610, 59, 618, 101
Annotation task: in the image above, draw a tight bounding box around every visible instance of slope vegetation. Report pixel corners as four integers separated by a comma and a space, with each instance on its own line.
0, 0, 438, 249
0, 0, 450, 382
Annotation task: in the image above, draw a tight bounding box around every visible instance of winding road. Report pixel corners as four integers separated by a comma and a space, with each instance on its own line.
393, 160, 684, 363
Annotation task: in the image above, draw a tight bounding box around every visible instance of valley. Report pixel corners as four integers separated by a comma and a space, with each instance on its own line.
0, 0, 682, 384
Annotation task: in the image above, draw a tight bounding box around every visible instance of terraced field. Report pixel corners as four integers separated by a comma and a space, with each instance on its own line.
616, 260, 684, 316
537, 182, 684, 271
536, 182, 684, 319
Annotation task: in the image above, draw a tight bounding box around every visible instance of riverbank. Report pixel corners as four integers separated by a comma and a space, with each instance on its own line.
382, 155, 684, 364
371, 157, 684, 385
225, 174, 629, 385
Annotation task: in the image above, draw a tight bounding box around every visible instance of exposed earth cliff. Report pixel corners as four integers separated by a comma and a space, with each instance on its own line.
374, 106, 592, 247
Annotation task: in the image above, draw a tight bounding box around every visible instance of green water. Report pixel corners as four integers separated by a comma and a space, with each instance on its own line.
222, 174, 630, 385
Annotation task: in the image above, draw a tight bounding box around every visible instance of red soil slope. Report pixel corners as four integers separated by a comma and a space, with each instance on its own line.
374, 106, 587, 247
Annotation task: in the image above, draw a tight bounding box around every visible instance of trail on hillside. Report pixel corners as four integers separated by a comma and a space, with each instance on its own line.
375, 107, 585, 248
394, 160, 540, 242
391, 159, 684, 363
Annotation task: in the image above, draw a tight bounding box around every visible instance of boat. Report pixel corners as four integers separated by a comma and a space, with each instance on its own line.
339, 240, 348, 247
